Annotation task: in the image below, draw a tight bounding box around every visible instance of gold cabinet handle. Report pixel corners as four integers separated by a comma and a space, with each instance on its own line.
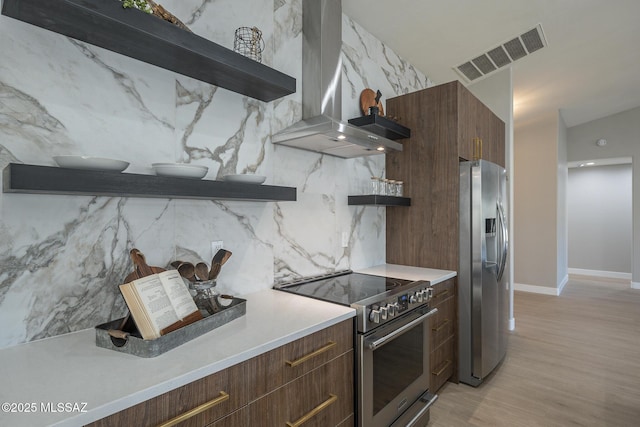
286, 394, 338, 427
156, 391, 229, 427
434, 289, 449, 299
472, 137, 483, 160
432, 360, 452, 377
285, 341, 337, 367
432, 319, 450, 332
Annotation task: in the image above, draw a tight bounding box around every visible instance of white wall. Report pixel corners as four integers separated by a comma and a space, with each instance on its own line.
514, 112, 565, 293
567, 106, 640, 287
568, 164, 632, 275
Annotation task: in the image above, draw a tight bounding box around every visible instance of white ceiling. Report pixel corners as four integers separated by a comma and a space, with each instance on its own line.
343, 0, 640, 128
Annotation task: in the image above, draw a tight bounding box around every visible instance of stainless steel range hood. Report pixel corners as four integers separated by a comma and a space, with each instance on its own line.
272, 0, 402, 158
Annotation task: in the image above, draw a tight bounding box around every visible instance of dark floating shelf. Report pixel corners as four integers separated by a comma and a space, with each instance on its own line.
1, 0, 295, 102
348, 195, 411, 206
3, 164, 297, 202
347, 114, 411, 140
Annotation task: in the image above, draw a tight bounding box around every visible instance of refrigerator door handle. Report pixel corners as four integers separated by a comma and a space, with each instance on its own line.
496, 202, 508, 282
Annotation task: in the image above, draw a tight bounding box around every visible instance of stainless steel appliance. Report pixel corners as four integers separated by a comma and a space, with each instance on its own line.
459, 160, 509, 386
275, 271, 438, 427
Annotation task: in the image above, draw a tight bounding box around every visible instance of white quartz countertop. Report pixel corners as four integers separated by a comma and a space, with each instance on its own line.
356, 263, 456, 284
0, 289, 355, 427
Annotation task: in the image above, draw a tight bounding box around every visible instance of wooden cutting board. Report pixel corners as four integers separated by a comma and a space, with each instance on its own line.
360, 88, 384, 116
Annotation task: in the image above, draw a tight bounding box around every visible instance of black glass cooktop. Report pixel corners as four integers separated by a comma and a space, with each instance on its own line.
277, 272, 413, 306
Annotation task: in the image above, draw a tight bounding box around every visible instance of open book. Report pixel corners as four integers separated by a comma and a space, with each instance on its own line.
119, 270, 203, 340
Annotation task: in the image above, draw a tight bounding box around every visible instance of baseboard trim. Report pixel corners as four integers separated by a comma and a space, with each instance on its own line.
558, 275, 568, 295
568, 268, 632, 280
514, 283, 560, 296
632, 282, 640, 290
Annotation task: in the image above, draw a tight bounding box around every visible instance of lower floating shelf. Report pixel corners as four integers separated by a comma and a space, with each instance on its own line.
3, 163, 296, 202
348, 195, 411, 206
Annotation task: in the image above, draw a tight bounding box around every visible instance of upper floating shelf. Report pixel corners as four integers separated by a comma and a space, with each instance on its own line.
347, 114, 411, 140
3, 163, 297, 202
348, 195, 411, 206
1, 0, 296, 102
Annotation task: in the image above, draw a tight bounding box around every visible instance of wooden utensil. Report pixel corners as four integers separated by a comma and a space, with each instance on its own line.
209, 249, 232, 280
195, 262, 209, 281
123, 249, 165, 283
177, 262, 196, 281
360, 88, 384, 116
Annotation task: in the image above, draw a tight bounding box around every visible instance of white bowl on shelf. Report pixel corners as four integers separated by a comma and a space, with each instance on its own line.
53, 155, 130, 172
222, 174, 266, 184
152, 163, 208, 179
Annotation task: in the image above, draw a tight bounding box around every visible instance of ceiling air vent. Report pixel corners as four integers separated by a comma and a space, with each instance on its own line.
454, 23, 547, 82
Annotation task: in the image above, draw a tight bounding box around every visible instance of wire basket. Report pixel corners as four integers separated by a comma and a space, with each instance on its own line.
234, 26, 265, 63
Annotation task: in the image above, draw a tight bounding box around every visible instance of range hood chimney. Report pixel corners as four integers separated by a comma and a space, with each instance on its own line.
272, 0, 403, 158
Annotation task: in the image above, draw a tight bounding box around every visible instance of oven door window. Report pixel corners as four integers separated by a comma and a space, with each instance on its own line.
373, 322, 424, 414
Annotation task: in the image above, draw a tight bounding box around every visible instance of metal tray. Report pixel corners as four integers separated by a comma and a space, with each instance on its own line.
95, 297, 246, 358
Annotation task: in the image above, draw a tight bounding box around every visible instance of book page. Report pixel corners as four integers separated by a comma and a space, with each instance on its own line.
132, 274, 180, 335
158, 270, 199, 319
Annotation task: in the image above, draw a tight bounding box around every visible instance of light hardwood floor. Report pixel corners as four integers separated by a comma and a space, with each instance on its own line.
430, 276, 640, 426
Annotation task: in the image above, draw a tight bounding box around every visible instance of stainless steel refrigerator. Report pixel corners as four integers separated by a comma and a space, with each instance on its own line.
459, 160, 509, 386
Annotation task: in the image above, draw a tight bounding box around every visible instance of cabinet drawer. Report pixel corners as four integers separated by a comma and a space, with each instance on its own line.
248, 350, 354, 427
430, 278, 455, 307
430, 336, 454, 393
248, 319, 353, 400
430, 296, 455, 350
85, 362, 247, 427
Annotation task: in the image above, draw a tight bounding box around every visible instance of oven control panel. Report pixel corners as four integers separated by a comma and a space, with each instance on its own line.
366, 286, 433, 327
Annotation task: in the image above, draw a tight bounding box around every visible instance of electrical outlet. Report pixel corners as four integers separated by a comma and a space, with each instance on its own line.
211, 240, 224, 257
341, 232, 349, 248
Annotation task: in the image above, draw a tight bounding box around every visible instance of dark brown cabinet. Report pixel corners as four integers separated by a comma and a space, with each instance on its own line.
428, 278, 457, 392
85, 320, 354, 427
385, 80, 505, 272
84, 362, 248, 427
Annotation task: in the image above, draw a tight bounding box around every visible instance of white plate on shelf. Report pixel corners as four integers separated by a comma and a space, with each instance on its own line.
53, 156, 130, 172
152, 163, 208, 179
222, 174, 266, 184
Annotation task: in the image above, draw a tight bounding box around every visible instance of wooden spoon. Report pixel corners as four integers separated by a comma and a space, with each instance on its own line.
209, 249, 232, 280
195, 262, 210, 281
177, 262, 196, 281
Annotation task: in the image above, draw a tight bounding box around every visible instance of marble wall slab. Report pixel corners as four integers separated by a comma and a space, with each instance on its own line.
0, 0, 429, 348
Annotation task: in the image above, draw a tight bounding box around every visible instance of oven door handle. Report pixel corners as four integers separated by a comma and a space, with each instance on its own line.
365, 308, 438, 350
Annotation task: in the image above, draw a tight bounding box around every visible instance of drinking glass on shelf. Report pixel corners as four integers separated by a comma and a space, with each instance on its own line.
379, 178, 387, 195
396, 181, 404, 197
371, 176, 380, 195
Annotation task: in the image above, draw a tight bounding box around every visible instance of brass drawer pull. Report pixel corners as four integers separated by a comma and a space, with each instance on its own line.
432, 360, 452, 377
286, 341, 337, 367
286, 394, 338, 427
156, 391, 229, 427
432, 319, 450, 332
434, 289, 449, 299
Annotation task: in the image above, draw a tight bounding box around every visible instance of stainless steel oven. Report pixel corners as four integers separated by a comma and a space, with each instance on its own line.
275, 270, 438, 427
358, 304, 438, 427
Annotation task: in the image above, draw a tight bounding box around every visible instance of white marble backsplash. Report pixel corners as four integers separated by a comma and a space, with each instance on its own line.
0, 0, 430, 348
